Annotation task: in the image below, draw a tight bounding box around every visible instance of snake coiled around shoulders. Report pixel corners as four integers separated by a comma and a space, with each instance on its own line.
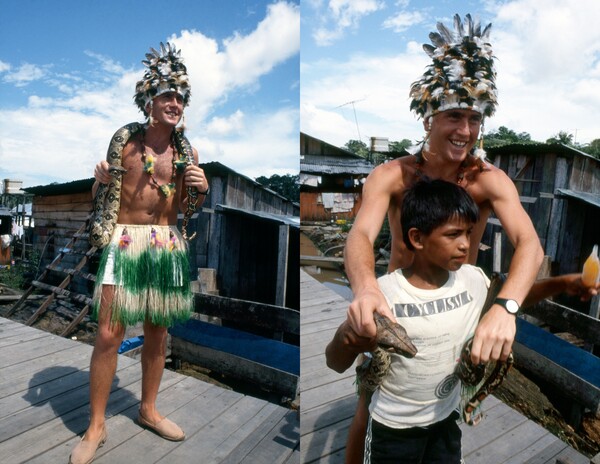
89, 122, 198, 248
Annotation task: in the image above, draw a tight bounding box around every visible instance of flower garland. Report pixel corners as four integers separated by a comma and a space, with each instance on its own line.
141, 131, 187, 197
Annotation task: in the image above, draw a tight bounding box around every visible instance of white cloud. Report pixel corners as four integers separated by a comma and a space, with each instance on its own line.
382, 10, 425, 33
0, 1, 300, 187
302, 0, 600, 148
312, 0, 384, 46
195, 106, 299, 178
84, 51, 127, 75
3, 63, 47, 87
0, 60, 11, 73
206, 110, 245, 136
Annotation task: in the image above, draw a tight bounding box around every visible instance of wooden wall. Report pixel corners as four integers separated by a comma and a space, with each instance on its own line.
479, 150, 600, 291
300, 191, 362, 222
190, 170, 299, 270
32, 191, 95, 296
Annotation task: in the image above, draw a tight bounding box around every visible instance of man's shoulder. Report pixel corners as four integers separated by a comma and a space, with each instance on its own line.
365, 157, 413, 191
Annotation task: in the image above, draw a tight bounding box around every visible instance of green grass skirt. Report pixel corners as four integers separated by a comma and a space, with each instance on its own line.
92, 224, 192, 327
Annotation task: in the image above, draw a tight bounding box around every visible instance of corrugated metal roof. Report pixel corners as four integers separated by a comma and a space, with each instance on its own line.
23, 178, 94, 196
215, 204, 299, 228
300, 154, 373, 175
555, 189, 600, 208
488, 143, 599, 162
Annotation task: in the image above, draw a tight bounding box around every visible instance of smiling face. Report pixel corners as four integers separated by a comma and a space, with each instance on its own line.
426, 109, 482, 163
148, 91, 184, 127
409, 214, 473, 273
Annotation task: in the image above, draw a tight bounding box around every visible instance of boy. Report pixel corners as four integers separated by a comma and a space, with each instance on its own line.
327, 178, 596, 463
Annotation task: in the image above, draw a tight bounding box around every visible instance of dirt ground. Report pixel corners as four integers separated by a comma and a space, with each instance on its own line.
302, 225, 600, 458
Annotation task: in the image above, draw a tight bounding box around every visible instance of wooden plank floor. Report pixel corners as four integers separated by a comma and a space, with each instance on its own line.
0, 317, 299, 464
299, 270, 590, 464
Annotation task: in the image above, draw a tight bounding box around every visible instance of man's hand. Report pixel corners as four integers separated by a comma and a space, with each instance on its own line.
184, 165, 208, 192
470, 304, 516, 365
347, 287, 396, 339
94, 160, 111, 184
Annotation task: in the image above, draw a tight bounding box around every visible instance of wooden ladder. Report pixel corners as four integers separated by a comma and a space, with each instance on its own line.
7, 216, 98, 337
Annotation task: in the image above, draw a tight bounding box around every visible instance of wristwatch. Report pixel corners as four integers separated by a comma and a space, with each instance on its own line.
493, 297, 520, 315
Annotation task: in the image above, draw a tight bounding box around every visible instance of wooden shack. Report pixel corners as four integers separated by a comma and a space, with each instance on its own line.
191, 161, 299, 270
479, 143, 600, 287
300, 132, 373, 221
22, 179, 96, 296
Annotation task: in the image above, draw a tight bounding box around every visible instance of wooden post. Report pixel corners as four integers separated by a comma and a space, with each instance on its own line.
275, 224, 290, 308
493, 231, 502, 273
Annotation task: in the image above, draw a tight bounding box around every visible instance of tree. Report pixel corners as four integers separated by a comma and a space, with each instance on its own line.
546, 131, 574, 145
255, 174, 299, 202
485, 126, 533, 147
343, 139, 369, 158
579, 138, 600, 159
389, 139, 412, 153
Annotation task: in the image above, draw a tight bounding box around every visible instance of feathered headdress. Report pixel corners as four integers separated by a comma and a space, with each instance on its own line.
134, 42, 191, 116
409, 14, 497, 120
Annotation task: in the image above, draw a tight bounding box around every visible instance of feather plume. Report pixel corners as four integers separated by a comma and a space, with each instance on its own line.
454, 14, 464, 38
437, 22, 455, 43
429, 32, 447, 48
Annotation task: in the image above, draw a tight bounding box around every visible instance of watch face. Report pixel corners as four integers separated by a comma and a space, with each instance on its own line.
506, 299, 519, 314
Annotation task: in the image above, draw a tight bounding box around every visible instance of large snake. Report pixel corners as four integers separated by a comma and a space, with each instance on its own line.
356, 273, 513, 426
89, 123, 198, 248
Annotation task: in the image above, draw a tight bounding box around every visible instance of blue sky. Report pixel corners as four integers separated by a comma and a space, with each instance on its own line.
0, 0, 299, 187
301, 0, 600, 150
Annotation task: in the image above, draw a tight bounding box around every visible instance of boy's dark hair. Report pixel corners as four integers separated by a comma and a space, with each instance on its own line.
401, 178, 479, 250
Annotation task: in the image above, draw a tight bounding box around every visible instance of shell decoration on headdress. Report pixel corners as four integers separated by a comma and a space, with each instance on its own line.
134, 42, 191, 116
409, 14, 497, 120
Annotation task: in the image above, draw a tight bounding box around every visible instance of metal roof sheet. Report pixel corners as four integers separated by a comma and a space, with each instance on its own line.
555, 189, 600, 208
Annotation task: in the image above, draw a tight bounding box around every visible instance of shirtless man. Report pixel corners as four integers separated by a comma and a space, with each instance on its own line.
340, 15, 544, 462
70, 43, 208, 464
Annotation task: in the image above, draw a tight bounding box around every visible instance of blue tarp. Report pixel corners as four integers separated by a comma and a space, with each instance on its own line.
169, 319, 299, 375
516, 318, 600, 387
118, 336, 144, 354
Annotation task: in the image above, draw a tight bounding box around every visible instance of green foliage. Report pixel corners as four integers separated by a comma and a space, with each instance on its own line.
343, 139, 369, 158
485, 126, 534, 147
0, 263, 27, 290
546, 131, 574, 145
389, 139, 412, 153
255, 174, 299, 202
579, 139, 600, 159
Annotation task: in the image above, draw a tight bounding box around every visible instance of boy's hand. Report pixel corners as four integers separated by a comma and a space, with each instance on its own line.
337, 320, 378, 354
325, 318, 377, 373
562, 273, 599, 301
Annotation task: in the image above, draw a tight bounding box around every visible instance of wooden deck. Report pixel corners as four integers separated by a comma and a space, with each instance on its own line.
0, 317, 299, 464
299, 270, 590, 464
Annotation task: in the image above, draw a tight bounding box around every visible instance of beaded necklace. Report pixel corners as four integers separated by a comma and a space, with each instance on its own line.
141, 130, 187, 197
414, 149, 466, 184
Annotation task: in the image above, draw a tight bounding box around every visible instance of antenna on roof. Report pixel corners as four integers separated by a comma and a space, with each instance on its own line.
336, 98, 366, 142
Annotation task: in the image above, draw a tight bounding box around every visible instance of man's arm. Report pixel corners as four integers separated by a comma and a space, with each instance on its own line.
325, 320, 377, 373
345, 165, 398, 338
471, 168, 544, 364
